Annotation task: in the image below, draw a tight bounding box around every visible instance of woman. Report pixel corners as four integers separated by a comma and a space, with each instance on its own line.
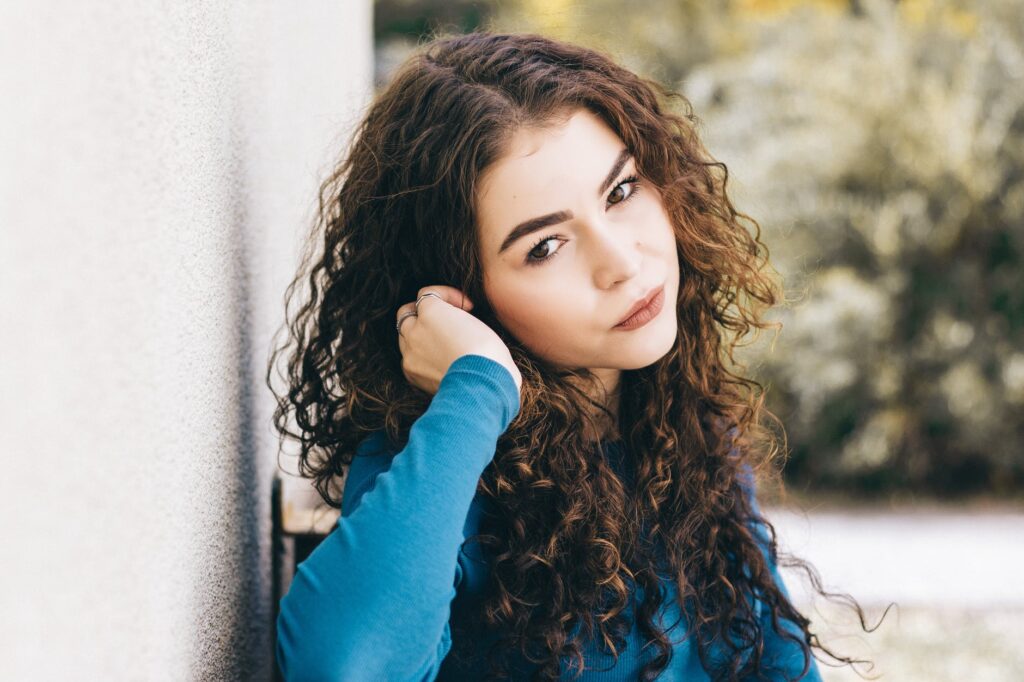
269, 30, 879, 681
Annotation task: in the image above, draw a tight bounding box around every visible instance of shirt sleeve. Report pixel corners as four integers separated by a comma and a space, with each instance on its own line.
739, 464, 824, 682
275, 353, 520, 682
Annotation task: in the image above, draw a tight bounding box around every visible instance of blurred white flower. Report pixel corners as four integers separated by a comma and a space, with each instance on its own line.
929, 311, 976, 352
1002, 353, 1024, 403
940, 361, 1000, 438
838, 408, 905, 472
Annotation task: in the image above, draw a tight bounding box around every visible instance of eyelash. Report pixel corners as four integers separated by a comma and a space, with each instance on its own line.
523, 175, 643, 267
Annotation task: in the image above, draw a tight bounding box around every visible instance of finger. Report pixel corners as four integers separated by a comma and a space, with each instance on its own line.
417, 285, 473, 312
396, 301, 417, 320
396, 315, 414, 341
397, 326, 408, 354
396, 302, 417, 339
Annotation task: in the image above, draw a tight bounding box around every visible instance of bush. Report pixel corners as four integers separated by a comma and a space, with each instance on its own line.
682, 0, 1024, 496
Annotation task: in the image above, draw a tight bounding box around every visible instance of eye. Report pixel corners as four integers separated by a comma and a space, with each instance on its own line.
524, 234, 563, 266
522, 174, 644, 267
607, 174, 641, 206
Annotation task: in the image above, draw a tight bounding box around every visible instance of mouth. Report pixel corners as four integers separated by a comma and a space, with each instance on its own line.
613, 284, 665, 329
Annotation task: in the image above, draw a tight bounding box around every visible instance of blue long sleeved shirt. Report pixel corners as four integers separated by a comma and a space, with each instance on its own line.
275, 353, 822, 681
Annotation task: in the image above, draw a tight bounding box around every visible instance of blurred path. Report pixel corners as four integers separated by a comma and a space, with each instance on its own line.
763, 506, 1024, 608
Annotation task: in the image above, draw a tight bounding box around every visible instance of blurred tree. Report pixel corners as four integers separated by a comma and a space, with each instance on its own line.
375, 0, 493, 39
487, 0, 727, 85
680, 0, 1024, 498
374, 0, 497, 85
371, 0, 1024, 498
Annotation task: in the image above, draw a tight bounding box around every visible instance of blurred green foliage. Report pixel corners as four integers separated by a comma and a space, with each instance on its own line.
373, 0, 1024, 498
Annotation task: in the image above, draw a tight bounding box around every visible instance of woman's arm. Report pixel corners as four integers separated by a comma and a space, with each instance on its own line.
275, 354, 520, 682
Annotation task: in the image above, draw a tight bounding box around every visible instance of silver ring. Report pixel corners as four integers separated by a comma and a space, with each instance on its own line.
396, 310, 417, 334
416, 291, 443, 309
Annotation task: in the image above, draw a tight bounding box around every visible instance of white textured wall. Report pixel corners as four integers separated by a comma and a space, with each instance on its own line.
0, 2, 373, 679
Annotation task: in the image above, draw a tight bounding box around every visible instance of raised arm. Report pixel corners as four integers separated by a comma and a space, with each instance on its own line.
275, 353, 520, 682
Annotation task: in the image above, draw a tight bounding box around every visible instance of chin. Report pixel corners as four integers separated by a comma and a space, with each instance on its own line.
613, 321, 678, 369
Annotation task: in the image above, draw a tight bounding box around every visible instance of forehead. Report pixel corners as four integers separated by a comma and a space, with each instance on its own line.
476, 109, 626, 248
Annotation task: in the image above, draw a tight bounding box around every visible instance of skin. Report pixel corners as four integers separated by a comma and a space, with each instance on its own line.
476, 107, 681, 440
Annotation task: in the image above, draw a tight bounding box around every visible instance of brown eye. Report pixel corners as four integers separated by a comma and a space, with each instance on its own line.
524, 236, 563, 266
607, 174, 641, 206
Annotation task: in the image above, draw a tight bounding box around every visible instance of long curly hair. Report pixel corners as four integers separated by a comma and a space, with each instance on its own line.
267, 30, 885, 681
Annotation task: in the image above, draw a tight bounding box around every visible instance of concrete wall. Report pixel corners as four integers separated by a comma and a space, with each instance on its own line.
0, 2, 373, 679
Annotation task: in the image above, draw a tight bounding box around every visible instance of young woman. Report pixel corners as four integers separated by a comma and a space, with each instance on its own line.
269, 30, 878, 681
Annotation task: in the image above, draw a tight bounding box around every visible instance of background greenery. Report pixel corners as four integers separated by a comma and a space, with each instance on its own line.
373, 0, 1024, 501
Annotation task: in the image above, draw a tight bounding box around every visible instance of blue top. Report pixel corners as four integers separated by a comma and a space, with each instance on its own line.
276, 354, 822, 681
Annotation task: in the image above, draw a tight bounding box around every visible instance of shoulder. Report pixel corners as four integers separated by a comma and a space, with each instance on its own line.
737, 461, 758, 509
717, 422, 758, 513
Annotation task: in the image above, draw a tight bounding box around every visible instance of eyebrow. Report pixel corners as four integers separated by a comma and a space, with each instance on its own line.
496, 148, 633, 256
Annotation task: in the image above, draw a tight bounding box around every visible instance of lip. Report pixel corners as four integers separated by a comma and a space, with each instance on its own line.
613, 284, 665, 328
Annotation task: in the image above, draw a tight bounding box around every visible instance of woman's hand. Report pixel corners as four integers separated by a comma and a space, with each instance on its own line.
396, 285, 522, 397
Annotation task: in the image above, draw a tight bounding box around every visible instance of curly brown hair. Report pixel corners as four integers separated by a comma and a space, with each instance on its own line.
267, 30, 887, 681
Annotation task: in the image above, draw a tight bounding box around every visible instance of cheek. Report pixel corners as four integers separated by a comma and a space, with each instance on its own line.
492, 287, 546, 331
645, 202, 673, 236
489, 280, 580, 339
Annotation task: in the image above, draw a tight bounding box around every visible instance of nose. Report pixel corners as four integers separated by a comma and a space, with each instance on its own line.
585, 214, 643, 289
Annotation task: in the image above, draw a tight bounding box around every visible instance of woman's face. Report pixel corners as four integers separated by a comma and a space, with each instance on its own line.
476, 108, 680, 383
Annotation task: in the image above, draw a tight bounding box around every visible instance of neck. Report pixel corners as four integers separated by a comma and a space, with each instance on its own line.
582, 367, 622, 442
